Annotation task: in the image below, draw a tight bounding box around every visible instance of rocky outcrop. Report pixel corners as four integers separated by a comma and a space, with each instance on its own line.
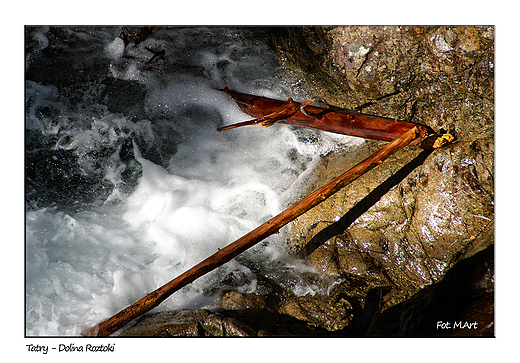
269, 26, 494, 142
119, 309, 258, 337
269, 25, 494, 331
370, 244, 494, 336
286, 137, 493, 308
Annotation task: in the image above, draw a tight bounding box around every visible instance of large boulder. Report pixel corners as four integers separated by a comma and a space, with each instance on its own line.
119, 309, 258, 337
269, 26, 494, 326
269, 26, 494, 142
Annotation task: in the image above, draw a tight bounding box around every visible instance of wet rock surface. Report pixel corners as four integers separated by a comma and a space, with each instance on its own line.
269, 26, 494, 142
370, 244, 494, 336
118, 26, 494, 336
269, 25, 494, 334
119, 309, 258, 337
287, 137, 494, 309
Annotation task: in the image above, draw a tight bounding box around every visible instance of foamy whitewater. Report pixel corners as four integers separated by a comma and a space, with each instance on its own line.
25, 27, 363, 335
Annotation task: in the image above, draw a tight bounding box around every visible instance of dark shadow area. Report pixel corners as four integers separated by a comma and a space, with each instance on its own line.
300, 148, 433, 258
369, 244, 494, 336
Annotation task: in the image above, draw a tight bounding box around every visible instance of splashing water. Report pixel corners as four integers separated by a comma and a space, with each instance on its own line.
25, 26, 363, 335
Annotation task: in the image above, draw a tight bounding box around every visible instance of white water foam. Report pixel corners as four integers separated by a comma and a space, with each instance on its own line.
25, 27, 364, 335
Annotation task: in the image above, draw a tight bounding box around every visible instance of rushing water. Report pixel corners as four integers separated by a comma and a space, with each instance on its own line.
25, 26, 363, 336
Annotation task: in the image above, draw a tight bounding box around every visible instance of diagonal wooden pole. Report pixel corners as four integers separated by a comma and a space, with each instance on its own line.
82, 126, 420, 337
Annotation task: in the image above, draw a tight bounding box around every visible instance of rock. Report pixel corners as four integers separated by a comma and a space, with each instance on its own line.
215, 289, 336, 335
119, 309, 257, 337
25, 26, 113, 87
119, 309, 209, 337
277, 293, 353, 331
217, 290, 270, 330
370, 244, 494, 336
287, 137, 493, 306
200, 313, 258, 337
219, 290, 267, 311
270, 26, 494, 141
270, 26, 494, 329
